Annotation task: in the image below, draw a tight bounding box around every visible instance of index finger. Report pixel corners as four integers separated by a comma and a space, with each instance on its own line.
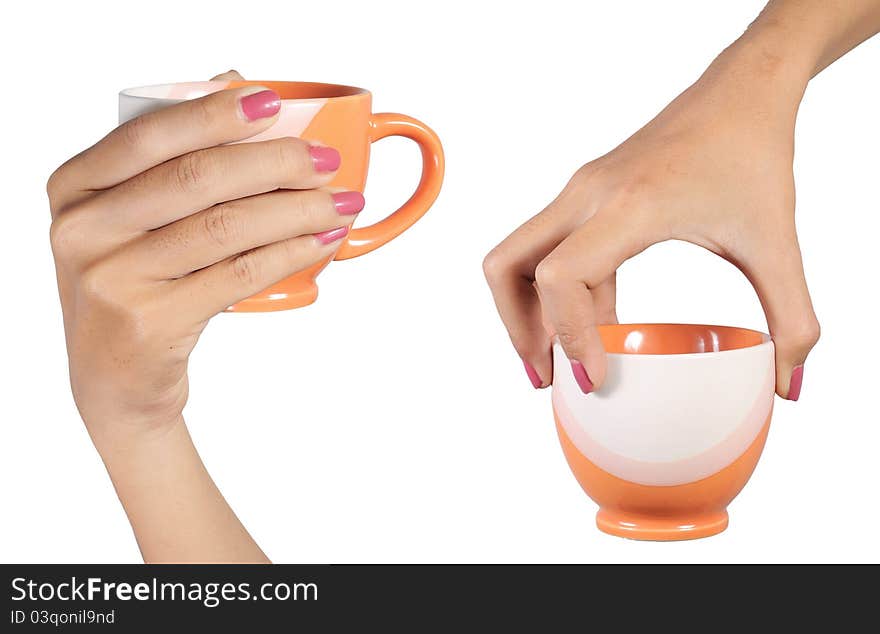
47, 84, 282, 209
536, 210, 654, 393
483, 185, 588, 388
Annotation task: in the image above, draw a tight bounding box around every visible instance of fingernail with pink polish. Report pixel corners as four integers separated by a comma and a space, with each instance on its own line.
523, 360, 543, 389
332, 191, 365, 215
787, 365, 804, 401
240, 90, 281, 121
571, 360, 593, 394
309, 146, 341, 172
315, 225, 349, 245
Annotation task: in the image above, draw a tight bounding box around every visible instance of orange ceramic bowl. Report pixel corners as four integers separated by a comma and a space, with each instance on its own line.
552, 324, 775, 541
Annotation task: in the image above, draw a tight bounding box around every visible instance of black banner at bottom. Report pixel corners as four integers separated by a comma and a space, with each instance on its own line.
0, 563, 868, 628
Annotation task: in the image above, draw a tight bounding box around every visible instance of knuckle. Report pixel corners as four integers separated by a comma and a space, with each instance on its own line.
49, 208, 88, 259
534, 257, 568, 290
49, 215, 73, 257
555, 322, 583, 349
119, 114, 156, 150
290, 190, 328, 224
482, 247, 510, 284
186, 96, 215, 128
202, 202, 243, 247
793, 317, 821, 350
173, 150, 212, 193
273, 137, 310, 178
778, 316, 821, 354
230, 251, 262, 288
46, 167, 65, 205
280, 236, 310, 263
568, 163, 595, 190
565, 162, 604, 197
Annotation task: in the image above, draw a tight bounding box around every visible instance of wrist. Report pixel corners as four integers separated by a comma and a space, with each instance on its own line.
88, 414, 187, 466
709, 26, 813, 110
677, 24, 815, 136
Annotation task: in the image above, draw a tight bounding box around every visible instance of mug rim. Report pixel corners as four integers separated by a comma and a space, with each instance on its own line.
120, 80, 371, 103
553, 323, 772, 358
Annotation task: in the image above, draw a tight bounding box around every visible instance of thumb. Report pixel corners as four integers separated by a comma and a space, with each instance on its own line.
210, 69, 245, 81
749, 238, 820, 401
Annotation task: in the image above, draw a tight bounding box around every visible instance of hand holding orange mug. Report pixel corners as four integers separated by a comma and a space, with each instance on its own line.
120, 80, 445, 311
49, 78, 443, 445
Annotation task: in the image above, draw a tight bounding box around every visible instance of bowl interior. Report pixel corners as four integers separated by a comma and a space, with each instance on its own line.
598, 324, 767, 355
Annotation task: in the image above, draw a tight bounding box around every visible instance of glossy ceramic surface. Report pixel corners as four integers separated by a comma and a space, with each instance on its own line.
119, 80, 444, 312
551, 324, 775, 540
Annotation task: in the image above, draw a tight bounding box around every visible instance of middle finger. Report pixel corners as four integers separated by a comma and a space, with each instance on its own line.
91, 137, 341, 234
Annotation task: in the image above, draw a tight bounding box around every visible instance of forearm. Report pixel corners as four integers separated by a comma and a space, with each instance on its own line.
94, 417, 269, 563
749, 0, 880, 76
719, 0, 880, 90
679, 0, 880, 130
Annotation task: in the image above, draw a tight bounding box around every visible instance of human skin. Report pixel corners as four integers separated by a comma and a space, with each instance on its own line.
484, 0, 880, 400
48, 71, 365, 562
51, 2, 880, 563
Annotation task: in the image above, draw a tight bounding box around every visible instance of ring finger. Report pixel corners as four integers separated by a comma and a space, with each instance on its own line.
123, 188, 365, 279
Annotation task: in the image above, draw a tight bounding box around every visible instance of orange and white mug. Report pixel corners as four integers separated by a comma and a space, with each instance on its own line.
119, 80, 444, 312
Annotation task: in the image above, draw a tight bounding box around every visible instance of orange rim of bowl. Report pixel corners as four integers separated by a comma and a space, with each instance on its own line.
593, 323, 770, 356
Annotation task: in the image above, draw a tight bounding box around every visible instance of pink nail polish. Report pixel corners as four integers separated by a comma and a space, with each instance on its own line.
332, 191, 365, 215
314, 225, 349, 245
787, 365, 804, 401
523, 360, 543, 389
570, 360, 593, 394
240, 90, 281, 121
309, 146, 341, 172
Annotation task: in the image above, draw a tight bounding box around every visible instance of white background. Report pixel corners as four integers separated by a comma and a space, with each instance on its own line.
1, 0, 878, 563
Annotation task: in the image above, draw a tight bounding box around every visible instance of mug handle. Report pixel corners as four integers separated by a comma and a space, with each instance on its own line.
334, 113, 445, 260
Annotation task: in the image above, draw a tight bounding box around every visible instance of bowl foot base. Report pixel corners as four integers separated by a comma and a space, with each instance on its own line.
596, 508, 729, 541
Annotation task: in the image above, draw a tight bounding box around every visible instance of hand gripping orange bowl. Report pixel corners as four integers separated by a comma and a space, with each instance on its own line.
552, 324, 775, 541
